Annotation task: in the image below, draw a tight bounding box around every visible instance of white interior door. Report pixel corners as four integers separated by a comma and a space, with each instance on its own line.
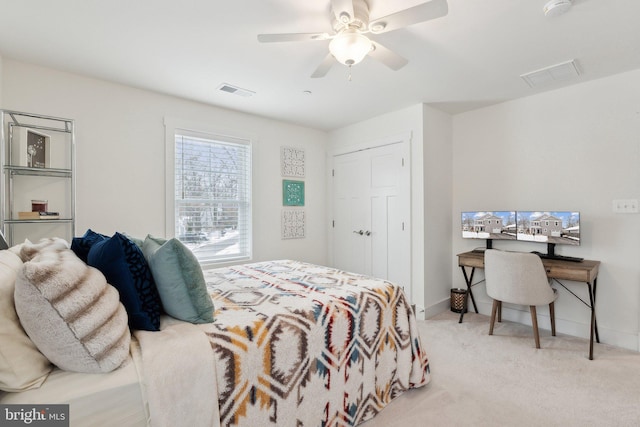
333, 151, 369, 274
332, 141, 411, 295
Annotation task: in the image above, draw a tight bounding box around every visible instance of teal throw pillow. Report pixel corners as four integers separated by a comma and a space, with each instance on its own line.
142, 235, 214, 324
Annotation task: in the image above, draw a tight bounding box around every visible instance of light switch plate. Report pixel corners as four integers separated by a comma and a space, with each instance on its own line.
612, 199, 639, 213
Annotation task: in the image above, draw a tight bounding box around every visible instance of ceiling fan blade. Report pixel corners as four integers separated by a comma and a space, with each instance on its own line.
369, 0, 448, 34
330, 0, 355, 25
368, 42, 408, 70
257, 33, 331, 43
311, 54, 336, 78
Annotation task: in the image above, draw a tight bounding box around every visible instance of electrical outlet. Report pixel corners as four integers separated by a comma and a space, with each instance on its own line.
612, 199, 639, 213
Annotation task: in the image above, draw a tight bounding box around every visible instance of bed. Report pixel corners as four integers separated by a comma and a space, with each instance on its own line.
1, 238, 429, 427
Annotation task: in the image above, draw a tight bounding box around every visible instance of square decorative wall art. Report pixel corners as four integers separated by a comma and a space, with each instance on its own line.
283, 180, 305, 206
281, 146, 305, 177
12, 127, 51, 168
282, 209, 305, 239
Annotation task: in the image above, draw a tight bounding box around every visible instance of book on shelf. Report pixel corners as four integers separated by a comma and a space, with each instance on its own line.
18, 211, 60, 220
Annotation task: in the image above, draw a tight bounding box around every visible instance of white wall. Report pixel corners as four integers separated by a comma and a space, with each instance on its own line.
328, 104, 453, 317
423, 105, 453, 315
1, 59, 328, 265
4, 57, 638, 351
0, 54, 3, 105
452, 69, 640, 351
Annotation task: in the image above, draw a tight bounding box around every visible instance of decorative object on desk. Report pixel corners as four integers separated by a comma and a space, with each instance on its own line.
281, 209, 305, 239
450, 288, 467, 313
283, 179, 305, 206
12, 128, 51, 168
31, 199, 48, 212
280, 146, 305, 177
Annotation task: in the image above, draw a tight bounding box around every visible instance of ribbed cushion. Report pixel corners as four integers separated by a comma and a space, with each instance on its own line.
15, 245, 131, 373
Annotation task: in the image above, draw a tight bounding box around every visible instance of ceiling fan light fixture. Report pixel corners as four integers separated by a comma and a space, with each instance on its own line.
543, 0, 572, 17
338, 11, 351, 23
329, 29, 372, 66
370, 22, 386, 33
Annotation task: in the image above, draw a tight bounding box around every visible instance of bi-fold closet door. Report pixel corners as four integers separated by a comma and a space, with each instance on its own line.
332, 141, 411, 298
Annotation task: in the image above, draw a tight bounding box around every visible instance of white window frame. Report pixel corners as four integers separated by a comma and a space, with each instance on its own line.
164, 118, 253, 267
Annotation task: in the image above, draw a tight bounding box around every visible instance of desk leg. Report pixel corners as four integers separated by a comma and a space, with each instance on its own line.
459, 266, 478, 323
593, 278, 600, 343
587, 279, 599, 360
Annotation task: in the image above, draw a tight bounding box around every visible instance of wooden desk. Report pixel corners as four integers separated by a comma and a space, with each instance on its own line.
457, 251, 601, 359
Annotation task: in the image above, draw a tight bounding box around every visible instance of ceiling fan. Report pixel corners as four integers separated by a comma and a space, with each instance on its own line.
257, 0, 449, 78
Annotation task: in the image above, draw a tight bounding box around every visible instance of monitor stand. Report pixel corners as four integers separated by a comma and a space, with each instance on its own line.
533, 243, 584, 262
472, 239, 493, 253
547, 242, 556, 257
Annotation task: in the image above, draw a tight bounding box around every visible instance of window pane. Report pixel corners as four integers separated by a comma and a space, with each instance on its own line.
175, 132, 251, 263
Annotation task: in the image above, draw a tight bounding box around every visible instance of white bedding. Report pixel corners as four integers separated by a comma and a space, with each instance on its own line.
133, 316, 220, 427
1, 259, 429, 427
1, 316, 221, 427
0, 355, 147, 426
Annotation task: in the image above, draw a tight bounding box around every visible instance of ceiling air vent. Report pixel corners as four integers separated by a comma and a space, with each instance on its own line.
520, 60, 580, 88
217, 83, 255, 97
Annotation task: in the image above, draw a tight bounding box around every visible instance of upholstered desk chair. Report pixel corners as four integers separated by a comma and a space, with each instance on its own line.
484, 249, 557, 349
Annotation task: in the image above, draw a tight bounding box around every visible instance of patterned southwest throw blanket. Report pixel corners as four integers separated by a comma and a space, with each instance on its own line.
203, 260, 430, 427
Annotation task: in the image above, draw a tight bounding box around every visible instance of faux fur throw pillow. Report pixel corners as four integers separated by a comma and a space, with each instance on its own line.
14, 245, 131, 373
18, 237, 69, 262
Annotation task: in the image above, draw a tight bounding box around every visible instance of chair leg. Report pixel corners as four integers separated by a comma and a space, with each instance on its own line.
489, 300, 499, 335
549, 301, 556, 336
530, 306, 540, 349
497, 301, 502, 322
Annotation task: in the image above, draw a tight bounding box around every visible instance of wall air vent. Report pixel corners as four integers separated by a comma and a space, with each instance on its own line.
520, 60, 580, 88
217, 83, 255, 97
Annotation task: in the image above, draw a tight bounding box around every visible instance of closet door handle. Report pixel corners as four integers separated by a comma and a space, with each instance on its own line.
353, 230, 364, 235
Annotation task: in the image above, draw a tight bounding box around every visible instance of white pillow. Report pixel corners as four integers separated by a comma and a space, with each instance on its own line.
15, 245, 131, 373
0, 250, 52, 392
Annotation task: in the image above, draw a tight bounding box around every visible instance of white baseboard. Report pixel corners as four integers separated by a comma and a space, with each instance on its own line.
424, 298, 450, 320
473, 301, 639, 352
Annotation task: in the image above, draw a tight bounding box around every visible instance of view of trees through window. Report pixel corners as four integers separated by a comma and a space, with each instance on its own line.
175, 133, 251, 263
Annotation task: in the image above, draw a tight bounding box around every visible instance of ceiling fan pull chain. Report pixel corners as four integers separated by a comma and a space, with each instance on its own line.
348, 65, 353, 81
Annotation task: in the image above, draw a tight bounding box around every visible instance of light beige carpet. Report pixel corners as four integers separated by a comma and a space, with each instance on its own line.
365, 311, 640, 427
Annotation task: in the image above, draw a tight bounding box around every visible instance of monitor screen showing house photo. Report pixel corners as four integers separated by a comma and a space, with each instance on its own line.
516, 211, 580, 245
461, 211, 517, 241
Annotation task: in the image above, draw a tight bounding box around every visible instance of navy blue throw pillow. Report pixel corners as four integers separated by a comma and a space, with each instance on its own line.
71, 229, 108, 263
87, 232, 162, 331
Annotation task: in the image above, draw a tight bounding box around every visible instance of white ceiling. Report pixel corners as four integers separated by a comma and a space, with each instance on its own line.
0, 0, 639, 131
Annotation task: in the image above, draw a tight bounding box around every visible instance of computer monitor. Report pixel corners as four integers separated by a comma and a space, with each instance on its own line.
516, 211, 580, 255
461, 211, 516, 248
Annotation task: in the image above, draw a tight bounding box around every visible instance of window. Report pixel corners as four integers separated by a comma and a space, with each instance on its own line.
172, 129, 251, 264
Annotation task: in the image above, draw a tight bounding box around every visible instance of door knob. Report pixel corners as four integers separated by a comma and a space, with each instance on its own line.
353, 230, 364, 235
365, 231, 371, 236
